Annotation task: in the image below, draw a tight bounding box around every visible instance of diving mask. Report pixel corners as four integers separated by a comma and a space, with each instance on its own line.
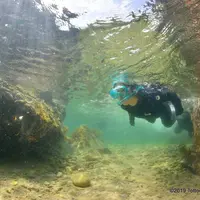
109, 84, 143, 105
109, 85, 128, 100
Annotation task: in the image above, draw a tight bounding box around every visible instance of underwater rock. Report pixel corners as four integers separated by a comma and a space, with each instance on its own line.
180, 160, 196, 174
44, 181, 50, 186
70, 125, 109, 153
182, 98, 197, 112
71, 172, 91, 188
57, 172, 63, 178
97, 147, 112, 154
0, 80, 71, 158
39, 91, 53, 105
83, 154, 100, 162
179, 99, 200, 174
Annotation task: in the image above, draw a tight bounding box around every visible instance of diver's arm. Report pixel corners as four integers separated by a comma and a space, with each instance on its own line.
120, 105, 135, 126
128, 112, 135, 126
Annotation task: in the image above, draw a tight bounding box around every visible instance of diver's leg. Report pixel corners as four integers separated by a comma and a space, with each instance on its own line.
177, 111, 194, 137
146, 116, 156, 123
161, 115, 175, 127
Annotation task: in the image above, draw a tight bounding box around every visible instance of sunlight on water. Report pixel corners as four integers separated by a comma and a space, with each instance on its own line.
42, 0, 147, 30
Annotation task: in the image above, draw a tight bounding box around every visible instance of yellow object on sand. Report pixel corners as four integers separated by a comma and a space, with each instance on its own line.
122, 96, 138, 106
71, 173, 91, 188
11, 181, 18, 186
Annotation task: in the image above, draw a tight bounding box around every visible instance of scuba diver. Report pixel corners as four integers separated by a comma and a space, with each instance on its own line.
109, 75, 184, 128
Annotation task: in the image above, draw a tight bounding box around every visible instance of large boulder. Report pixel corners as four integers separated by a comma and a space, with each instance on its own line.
0, 80, 70, 158
180, 98, 200, 174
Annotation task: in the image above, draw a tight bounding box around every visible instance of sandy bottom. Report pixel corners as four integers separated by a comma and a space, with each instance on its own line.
0, 144, 200, 200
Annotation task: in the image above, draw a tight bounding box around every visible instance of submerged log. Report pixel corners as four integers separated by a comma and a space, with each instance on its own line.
0, 80, 70, 158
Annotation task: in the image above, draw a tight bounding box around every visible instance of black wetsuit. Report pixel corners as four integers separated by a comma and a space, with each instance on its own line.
121, 83, 184, 127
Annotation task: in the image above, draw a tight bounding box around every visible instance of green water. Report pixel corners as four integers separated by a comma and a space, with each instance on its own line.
0, 1, 199, 199
62, 16, 193, 146
64, 99, 192, 145
0, 0, 195, 152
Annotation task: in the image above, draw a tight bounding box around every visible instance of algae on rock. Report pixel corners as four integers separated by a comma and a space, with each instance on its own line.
178, 98, 200, 174
0, 80, 71, 158
69, 125, 110, 154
